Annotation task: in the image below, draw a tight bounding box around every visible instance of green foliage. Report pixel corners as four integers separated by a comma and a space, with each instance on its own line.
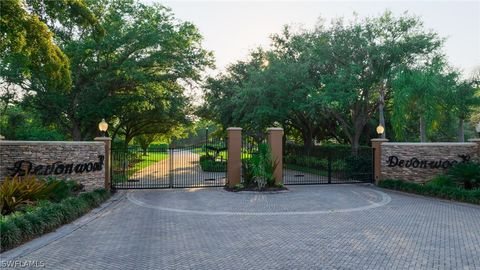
241, 159, 255, 187
203, 11, 444, 151
0, 105, 66, 141
199, 155, 227, 172
233, 183, 244, 192
44, 178, 84, 203
0, 176, 83, 215
0, 175, 57, 215
448, 161, 480, 189
344, 155, 372, 179
426, 175, 456, 188
0, 189, 110, 251
378, 179, 480, 205
0, 0, 101, 96
2, 0, 212, 141
250, 144, 278, 189
31, 0, 212, 140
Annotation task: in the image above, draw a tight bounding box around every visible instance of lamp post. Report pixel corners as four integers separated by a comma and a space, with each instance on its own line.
98, 119, 109, 137
95, 119, 111, 190
205, 127, 209, 156
376, 124, 385, 138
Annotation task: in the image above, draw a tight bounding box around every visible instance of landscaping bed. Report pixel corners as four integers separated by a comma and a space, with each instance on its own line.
378, 160, 480, 205
379, 179, 480, 204
0, 176, 111, 252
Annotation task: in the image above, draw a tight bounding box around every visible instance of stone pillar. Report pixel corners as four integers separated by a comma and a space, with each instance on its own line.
371, 138, 389, 184
0, 134, 4, 140
94, 137, 112, 190
227, 128, 242, 188
468, 138, 480, 158
267, 128, 284, 185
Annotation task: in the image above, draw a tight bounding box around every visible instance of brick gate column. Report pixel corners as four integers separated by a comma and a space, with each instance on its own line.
94, 137, 112, 190
371, 138, 389, 184
227, 127, 242, 188
267, 128, 284, 185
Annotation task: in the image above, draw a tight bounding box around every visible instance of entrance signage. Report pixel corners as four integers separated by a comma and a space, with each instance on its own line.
386, 154, 471, 169
8, 155, 105, 177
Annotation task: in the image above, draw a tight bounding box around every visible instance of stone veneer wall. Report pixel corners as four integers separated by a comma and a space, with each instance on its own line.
0, 141, 105, 191
381, 142, 478, 183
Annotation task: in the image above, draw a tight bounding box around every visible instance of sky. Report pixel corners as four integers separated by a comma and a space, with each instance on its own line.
144, 0, 480, 77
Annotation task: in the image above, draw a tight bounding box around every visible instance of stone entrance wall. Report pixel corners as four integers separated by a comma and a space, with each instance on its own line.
0, 141, 106, 191
380, 142, 478, 183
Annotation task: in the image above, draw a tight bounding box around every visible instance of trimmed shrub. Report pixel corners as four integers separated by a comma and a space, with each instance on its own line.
448, 161, 480, 189
285, 143, 371, 159
426, 175, 456, 188
0, 219, 22, 251
45, 178, 84, 202
199, 155, 226, 172
378, 179, 480, 205
0, 189, 111, 252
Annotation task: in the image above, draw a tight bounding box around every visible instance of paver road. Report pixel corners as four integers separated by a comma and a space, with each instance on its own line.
2, 184, 480, 269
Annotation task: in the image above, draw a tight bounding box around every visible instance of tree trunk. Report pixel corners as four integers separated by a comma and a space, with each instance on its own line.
124, 134, 133, 151
458, 118, 465, 142
71, 122, 82, 141
302, 131, 314, 155
352, 132, 361, 155
419, 116, 427, 142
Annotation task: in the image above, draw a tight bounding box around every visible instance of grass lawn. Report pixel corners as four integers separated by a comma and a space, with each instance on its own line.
128, 152, 168, 176
193, 147, 229, 159
112, 152, 168, 183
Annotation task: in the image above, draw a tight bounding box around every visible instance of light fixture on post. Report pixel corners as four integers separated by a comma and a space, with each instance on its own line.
98, 119, 108, 137
376, 124, 385, 138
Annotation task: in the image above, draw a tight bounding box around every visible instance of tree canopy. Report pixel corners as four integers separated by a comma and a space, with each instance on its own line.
201, 12, 479, 151
1, 0, 213, 142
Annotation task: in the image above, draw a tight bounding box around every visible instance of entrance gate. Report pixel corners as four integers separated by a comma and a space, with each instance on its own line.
283, 142, 374, 185
111, 139, 227, 189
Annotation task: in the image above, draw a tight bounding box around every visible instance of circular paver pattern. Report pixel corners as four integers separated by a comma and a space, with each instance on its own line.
127, 184, 391, 215
3, 184, 480, 270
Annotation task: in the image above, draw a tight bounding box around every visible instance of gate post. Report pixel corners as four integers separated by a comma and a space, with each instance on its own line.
371, 138, 388, 184
227, 128, 242, 188
267, 128, 284, 185
94, 136, 112, 191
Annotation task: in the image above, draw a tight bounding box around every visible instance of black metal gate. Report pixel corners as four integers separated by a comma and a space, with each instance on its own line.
283, 142, 374, 185
111, 139, 227, 189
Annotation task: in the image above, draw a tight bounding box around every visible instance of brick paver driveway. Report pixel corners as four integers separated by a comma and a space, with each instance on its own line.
2, 185, 480, 269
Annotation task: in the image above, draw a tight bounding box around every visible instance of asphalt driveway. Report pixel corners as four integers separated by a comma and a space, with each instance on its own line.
2, 184, 480, 269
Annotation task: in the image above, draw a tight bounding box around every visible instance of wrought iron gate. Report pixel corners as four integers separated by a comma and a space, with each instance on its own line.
283, 142, 374, 185
111, 139, 227, 189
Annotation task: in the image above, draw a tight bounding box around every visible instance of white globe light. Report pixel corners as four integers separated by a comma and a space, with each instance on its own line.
98, 119, 108, 132
376, 125, 385, 135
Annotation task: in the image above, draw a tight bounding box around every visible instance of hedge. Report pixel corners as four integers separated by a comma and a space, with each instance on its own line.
199, 155, 226, 172
0, 189, 111, 252
284, 143, 371, 159
378, 179, 480, 205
